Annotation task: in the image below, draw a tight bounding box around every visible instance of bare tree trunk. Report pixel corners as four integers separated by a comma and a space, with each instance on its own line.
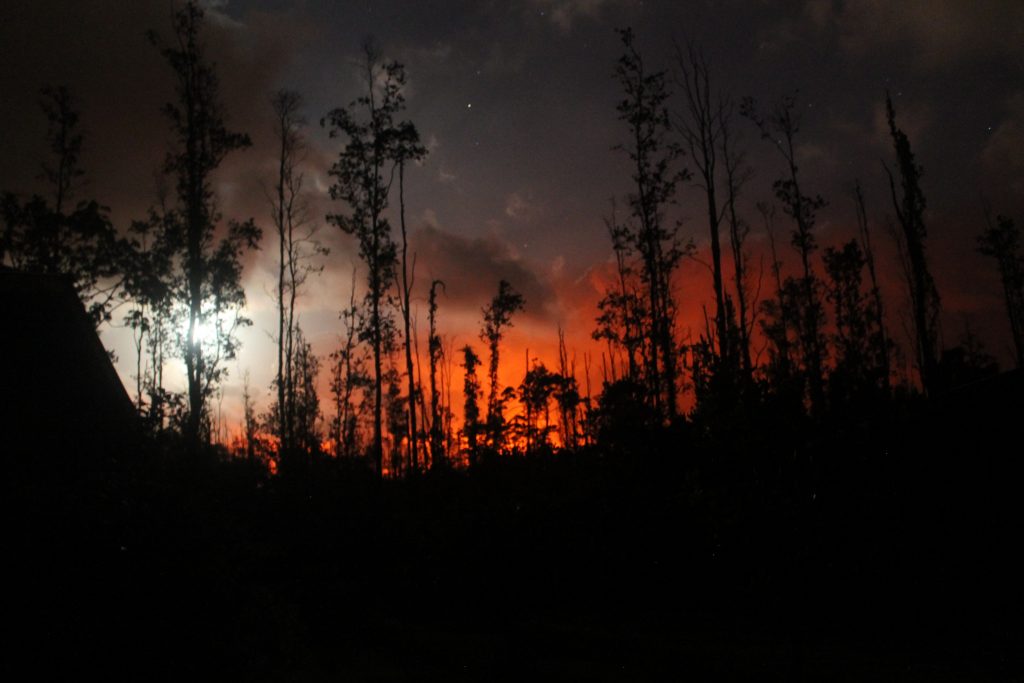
761, 202, 794, 378
275, 98, 290, 455
397, 161, 419, 470
676, 44, 728, 363
854, 181, 890, 389
885, 94, 940, 395
721, 104, 753, 382
428, 280, 445, 467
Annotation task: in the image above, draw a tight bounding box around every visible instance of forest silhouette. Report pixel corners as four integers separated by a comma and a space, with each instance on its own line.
3, 2, 1023, 679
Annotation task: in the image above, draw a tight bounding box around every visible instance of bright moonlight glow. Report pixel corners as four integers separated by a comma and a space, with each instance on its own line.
189, 317, 218, 346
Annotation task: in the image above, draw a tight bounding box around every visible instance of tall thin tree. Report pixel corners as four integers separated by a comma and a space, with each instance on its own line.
2, 86, 123, 326
743, 94, 827, 411
323, 41, 413, 475
675, 43, 729, 365
978, 213, 1024, 369
427, 280, 446, 467
721, 101, 755, 384
393, 126, 427, 470
594, 198, 643, 383
461, 345, 482, 465
853, 181, 890, 389
150, 0, 259, 449
615, 28, 687, 419
329, 271, 370, 458
481, 280, 525, 451
884, 92, 940, 395
269, 89, 325, 459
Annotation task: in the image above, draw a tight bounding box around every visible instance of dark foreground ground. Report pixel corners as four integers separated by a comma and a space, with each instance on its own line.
5, 379, 1023, 680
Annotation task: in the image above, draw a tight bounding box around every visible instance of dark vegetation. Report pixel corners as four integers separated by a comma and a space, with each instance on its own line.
7, 377, 1022, 680
3, 3, 1024, 679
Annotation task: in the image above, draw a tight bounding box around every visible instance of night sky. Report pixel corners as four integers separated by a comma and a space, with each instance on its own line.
3, 1, 1022, 433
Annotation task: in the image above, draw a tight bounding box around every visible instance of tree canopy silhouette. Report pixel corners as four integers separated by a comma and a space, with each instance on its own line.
884, 92, 940, 395
1, 86, 123, 327
323, 40, 421, 476
610, 28, 688, 421
149, 0, 261, 450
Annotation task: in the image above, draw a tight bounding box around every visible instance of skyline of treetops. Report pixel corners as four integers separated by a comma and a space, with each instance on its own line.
2, 1, 1021, 474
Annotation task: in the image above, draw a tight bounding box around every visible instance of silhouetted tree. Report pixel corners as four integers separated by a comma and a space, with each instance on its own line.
123, 185, 185, 432
594, 199, 644, 382
757, 201, 800, 396
39, 85, 83, 216
743, 94, 827, 411
393, 124, 427, 470
518, 361, 561, 453
721, 101, 756, 385
242, 370, 258, 460
329, 277, 371, 459
427, 280, 446, 467
461, 345, 482, 465
937, 316, 999, 389
823, 240, 886, 403
685, 97, 755, 420
675, 43, 732, 370
269, 89, 326, 458
150, 0, 260, 450
593, 377, 653, 452
323, 40, 414, 476
123, 260, 152, 411
291, 326, 323, 457
853, 181, 891, 389
556, 328, 581, 449
614, 28, 688, 420
977, 213, 1023, 369
884, 92, 940, 395
122, 198, 180, 421
383, 364, 405, 476
1, 86, 123, 326
481, 280, 526, 451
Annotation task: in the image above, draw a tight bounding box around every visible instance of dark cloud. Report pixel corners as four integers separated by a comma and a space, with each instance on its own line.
0, 2, 312, 226
833, 0, 1024, 68
411, 223, 557, 323
980, 92, 1024, 202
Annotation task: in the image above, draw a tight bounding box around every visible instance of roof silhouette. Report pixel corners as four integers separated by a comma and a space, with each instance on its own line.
1, 268, 137, 456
